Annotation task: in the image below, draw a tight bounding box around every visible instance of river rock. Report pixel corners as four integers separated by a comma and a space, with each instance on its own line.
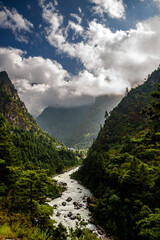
75, 206, 80, 209
73, 201, 83, 209
70, 215, 76, 220
67, 212, 73, 217
98, 229, 103, 235
56, 212, 61, 216
66, 197, 72, 202
97, 225, 105, 235
59, 182, 67, 187
74, 204, 80, 209
62, 202, 66, 206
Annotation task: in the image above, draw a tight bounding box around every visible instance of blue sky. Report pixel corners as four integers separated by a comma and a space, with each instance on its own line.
0, 0, 160, 116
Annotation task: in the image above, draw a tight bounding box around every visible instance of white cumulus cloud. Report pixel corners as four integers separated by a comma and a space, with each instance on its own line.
40, 2, 160, 93
89, 0, 126, 18
1, 1, 160, 117
0, 47, 95, 116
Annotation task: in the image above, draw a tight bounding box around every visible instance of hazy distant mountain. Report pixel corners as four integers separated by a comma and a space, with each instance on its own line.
36, 105, 92, 144
67, 95, 121, 148
36, 95, 121, 148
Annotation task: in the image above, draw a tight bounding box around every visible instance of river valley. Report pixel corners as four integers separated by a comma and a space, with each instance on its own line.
49, 167, 107, 239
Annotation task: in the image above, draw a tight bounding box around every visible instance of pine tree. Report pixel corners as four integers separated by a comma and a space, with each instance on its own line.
0, 114, 20, 197
145, 83, 160, 130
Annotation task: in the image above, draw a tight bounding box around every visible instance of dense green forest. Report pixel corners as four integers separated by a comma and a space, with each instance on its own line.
11, 127, 78, 175
0, 71, 80, 175
0, 71, 101, 239
75, 68, 160, 240
0, 114, 100, 239
0, 113, 60, 239
2, 67, 160, 239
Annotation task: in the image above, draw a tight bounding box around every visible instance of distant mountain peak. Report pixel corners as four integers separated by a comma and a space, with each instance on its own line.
0, 71, 8, 77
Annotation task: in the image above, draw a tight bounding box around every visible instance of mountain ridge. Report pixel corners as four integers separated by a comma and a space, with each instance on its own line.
0, 71, 79, 175
93, 69, 160, 152
0, 71, 38, 131
37, 95, 121, 148
36, 104, 92, 145
75, 67, 160, 240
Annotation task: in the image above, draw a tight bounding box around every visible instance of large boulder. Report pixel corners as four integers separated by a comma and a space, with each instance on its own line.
56, 212, 61, 216
66, 197, 72, 202
67, 212, 73, 217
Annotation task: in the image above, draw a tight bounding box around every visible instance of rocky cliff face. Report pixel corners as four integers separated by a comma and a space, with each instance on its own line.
0, 71, 38, 130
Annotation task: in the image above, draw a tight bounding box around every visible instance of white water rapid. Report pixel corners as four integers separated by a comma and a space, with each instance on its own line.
49, 167, 106, 238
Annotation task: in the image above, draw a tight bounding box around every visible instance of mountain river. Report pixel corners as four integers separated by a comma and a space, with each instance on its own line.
49, 167, 108, 239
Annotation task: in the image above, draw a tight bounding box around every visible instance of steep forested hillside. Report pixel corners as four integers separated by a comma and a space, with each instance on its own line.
76, 68, 160, 240
37, 95, 121, 148
0, 71, 100, 239
0, 113, 99, 240
67, 95, 121, 148
0, 71, 79, 175
93, 69, 160, 151
0, 71, 38, 131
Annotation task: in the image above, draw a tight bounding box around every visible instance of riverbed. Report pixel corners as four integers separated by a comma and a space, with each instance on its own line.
49, 167, 102, 236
